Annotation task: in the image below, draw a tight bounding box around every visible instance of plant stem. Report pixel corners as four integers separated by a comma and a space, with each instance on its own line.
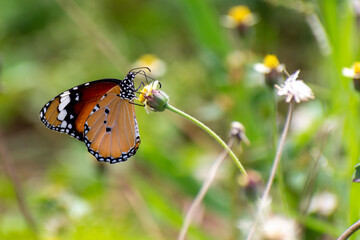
271, 90, 288, 213
338, 219, 360, 240
122, 180, 165, 240
165, 103, 247, 175
178, 138, 236, 240
0, 131, 37, 233
246, 101, 294, 240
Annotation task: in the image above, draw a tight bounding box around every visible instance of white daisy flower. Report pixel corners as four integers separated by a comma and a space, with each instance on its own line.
222, 5, 257, 31
254, 54, 284, 74
308, 192, 338, 217
275, 70, 314, 103
342, 62, 360, 79
261, 215, 300, 240
254, 55, 285, 87
342, 62, 360, 91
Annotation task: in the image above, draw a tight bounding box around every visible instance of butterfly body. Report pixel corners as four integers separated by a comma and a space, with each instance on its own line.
40, 72, 141, 164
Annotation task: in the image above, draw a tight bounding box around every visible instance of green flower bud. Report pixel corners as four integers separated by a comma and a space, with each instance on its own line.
145, 89, 169, 112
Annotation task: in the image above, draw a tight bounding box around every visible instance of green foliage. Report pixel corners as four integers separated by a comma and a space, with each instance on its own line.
0, 0, 359, 239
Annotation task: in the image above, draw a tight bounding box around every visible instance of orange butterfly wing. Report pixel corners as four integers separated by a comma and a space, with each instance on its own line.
83, 86, 140, 163
40, 80, 120, 140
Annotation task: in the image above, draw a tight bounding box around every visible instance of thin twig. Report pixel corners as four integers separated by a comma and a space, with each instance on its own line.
178, 138, 236, 240
122, 182, 165, 240
246, 101, 294, 240
300, 124, 332, 215
0, 131, 37, 232
165, 103, 247, 175
271, 89, 288, 212
338, 219, 360, 240
54, 0, 128, 73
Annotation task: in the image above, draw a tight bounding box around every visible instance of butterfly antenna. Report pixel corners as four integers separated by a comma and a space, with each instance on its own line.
136, 71, 159, 84
130, 102, 145, 107
135, 81, 145, 92
129, 66, 151, 73
130, 67, 162, 89
133, 69, 150, 84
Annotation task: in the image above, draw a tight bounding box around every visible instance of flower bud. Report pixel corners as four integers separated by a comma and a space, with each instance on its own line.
145, 89, 169, 112
238, 170, 262, 200
138, 80, 169, 113
230, 121, 250, 145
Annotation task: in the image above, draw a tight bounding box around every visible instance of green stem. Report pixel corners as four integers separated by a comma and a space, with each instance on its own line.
165, 103, 247, 175
338, 219, 360, 240
178, 138, 236, 240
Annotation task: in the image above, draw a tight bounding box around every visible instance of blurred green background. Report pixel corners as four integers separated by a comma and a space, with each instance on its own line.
0, 0, 360, 239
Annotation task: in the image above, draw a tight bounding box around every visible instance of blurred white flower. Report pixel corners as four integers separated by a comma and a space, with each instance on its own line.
41, 187, 91, 239
275, 70, 314, 103
290, 102, 322, 133
226, 50, 246, 69
254, 55, 284, 75
222, 5, 257, 29
254, 54, 284, 87
308, 192, 338, 217
261, 215, 299, 240
133, 54, 166, 78
342, 62, 360, 79
342, 62, 360, 91
60, 193, 91, 219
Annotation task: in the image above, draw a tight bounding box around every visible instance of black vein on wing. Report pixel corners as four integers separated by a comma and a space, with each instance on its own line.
89, 94, 117, 151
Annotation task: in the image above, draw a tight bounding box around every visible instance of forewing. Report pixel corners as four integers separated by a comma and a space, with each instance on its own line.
84, 86, 140, 163
39, 79, 120, 140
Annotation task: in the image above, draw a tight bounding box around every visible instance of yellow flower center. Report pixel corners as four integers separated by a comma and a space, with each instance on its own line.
138, 54, 158, 65
264, 55, 280, 69
228, 6, 252, 24
354, 62, 360, 74
138, 80, 159, 103
138, 88, 149, 103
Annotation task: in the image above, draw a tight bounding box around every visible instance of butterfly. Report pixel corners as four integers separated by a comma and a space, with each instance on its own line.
39, 69, 148, 164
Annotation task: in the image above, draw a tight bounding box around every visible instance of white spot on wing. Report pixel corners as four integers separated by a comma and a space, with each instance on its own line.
58, 96, 71, 111
61, 121, 67, 128
57, 109, 67, 121
60, 91, 70, 98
